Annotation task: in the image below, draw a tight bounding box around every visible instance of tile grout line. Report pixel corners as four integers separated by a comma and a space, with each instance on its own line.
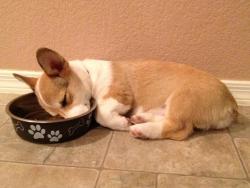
0, 159, 249, 182
42, 146, 57, 164
0, 159, 104, 171
0, 160, 48, 166
227, 129, 249, 179
0, 160, 99, 171
155, 174, 159, 188
100, 166, 249, 181
93, 169, 102, 188
94, 130, 114, 188
94, 170, 102, 188
99, 131, 114, 168
0, 119, 9, 130
0, 118, 9, 129
94, 131, 114, 187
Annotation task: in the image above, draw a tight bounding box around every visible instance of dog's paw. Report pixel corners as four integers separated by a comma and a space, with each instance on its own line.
114, 117, 131, 131
129, 125, 148, 139
130, 115, 147, 124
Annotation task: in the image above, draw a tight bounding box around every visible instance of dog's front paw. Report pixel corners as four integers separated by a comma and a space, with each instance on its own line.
118, 117, 131, 131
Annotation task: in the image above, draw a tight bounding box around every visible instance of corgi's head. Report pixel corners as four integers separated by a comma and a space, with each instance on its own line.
14, 48, 91, 118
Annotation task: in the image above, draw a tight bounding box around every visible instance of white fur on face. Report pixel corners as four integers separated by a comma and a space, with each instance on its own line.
60, 103, 90, 118
35, 63, 92, 118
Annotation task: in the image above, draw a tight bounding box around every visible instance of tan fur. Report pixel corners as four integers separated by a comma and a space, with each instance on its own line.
13, 74, 37, 90
37, 67, 90, 117
105, 60, 238, 139
103, 61, 133, 106
39, 74, 67, 106
162, 120, 193, 140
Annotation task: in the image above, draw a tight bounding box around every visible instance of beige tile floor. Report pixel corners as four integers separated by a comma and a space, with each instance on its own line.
0, 93, 250, 188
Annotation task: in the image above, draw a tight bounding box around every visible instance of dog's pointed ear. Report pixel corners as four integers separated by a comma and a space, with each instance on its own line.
36, 48, 69, 77
13, 73, 37, 90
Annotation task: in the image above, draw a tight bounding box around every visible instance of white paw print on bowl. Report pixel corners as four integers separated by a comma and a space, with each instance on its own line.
28, 125, 45, 139
47, 130, 62, 142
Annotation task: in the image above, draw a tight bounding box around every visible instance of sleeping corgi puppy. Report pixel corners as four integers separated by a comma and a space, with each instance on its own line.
14, 48, 238, 140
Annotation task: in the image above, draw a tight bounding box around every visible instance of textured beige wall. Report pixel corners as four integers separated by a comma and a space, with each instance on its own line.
0, 0, 250, 80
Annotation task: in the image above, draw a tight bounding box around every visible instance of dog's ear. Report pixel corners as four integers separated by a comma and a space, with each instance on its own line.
13, 73, 37, 90
36, 48, 69, 77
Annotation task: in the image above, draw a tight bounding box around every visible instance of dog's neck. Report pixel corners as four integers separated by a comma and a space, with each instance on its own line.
69, 59, 112, 99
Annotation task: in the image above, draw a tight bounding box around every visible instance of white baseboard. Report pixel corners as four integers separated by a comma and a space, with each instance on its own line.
0, 69, 250, 106
0, 69, 42, 94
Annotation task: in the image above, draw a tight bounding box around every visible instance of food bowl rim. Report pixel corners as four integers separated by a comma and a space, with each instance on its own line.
6, 93, 97, 124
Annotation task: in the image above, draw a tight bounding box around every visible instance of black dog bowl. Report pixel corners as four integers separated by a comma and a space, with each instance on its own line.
6, 93, 97, 144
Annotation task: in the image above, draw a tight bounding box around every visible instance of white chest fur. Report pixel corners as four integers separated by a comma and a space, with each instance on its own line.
69, 59, 131, 131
